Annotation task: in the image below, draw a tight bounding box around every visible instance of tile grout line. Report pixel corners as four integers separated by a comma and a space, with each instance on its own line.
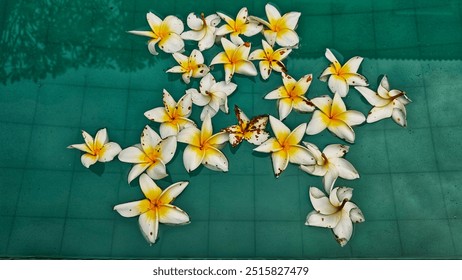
4, 81, 41, 254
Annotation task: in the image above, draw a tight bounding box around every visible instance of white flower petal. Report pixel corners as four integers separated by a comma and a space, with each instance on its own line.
183, 145, 204, 172
343, 56, 363, 73
306, 211, 341, 229
269, 115, 290, 142
306, 110, 329, 135
392, 106, 407, 127
332, 214, 353, 247
328, 121, 356, 143
253, 138, 282, 153
177, 126, 201, 146
355, 86, 389, 107
160, 122, 179, 139
146, 160, 168, 180
367, 103, 394, 123
181, 29, 205, 41
323, 144, 349, 158
276, 29, 299, 48
330, 158, 359, 180
272, 150, 289, 177
158, 181, 189, 204
198, 28, 216, 51
139, 211, 159, 244
202, 147, 228, 172
139, 173, 162, 201
328, 75, 349, 97
127, 163, 150, 183
141, 125, 162, 152
99, 142, 122, 162
158, 205, 190, 224
81, 154, 97, 168
186, 12, 203, 30
288, 145, 315, 165
114, 200, 146, 218
158, 33, 184, 54
118, 146, 145, 163
278, 98, 293, 120
323, 168, 339, 194
308, 187, 339, 214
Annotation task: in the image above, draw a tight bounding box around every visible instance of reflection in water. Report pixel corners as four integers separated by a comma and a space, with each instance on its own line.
0, 0, 150, 84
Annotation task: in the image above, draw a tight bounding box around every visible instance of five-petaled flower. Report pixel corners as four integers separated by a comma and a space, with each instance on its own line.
128, 12, 184, 55
216, 7, 262, 45
181, 12, 221, 51
166, 49, 210, 84
114, 174, 190, 245
300, 143, 359, 194
249, 40, 292, 80
118, 125, 177, 183
305, 186, 364, 247
187, 73, 237, 121
210, 38, 257, 84
254, 116, 315, 177
319, 48, 368, 97
144, 90, 195, 139
264, 73, 315, 120
68, 128, 121, 168
249, 3, 301, 48
306, 93, 365, 143
177, 114, 229, 172
355, 75, 412, 127
222, 105, 269, 147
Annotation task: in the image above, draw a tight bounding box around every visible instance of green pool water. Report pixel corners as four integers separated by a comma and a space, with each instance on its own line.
1, 0, 461, 259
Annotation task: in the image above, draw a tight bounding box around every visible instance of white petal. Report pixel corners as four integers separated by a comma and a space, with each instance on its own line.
269, 115, 290, 143
166, 65, 185, 74
146, 161, 168, 180
181, 30, 205, 41
206, 14, 221, 27
265, 3, 282, 25
177, 126, 201, 146
308, 187, 338, 215
344, 73, 368, 87
305, 110, 328, 135
158, 136, 177, 164
328, 75, 349, 97
265, 87, 288, 100
337, 110, 366, 126
139, 173, 162, 201
285, 123, 307, 146
355, 86, 388, 107
302, 141, 323, 163
127, 163, 150, 183
158, 205, 190, 224
241, 23, 263, 37
200, 105, 218, 121
234, 61, 258, 76
330, 158, 359, 180
202, 147, 228, 172
141, 125, 162, 152
144, 107, 170, 123
332, 214, 353, 247
158, 33, 184, 54
118, 146, 145, 163
94, 128, 108, 146
278, 98, 293, 120
349, 206, 365, 224
281, 12, 301, 30
276, 29, 299, 48
98, 142, 122, 162
271, 150, 289, 177
81, 154, 97, 168
183, 145, 204, 172
158, 181, 189, 204
198, 28, 216, 51
367, 103, 394, 123
323, 168, 339, 194
288, 145, 315, 165
138, 211, 159, 244
328, 121, 356, 143
67, 143, 92, 154
147, 38, 160, 55
392, 107, 407, 127
300, 164, 328, 177
163, 15, 184, 34
306, 211, 341, 229
190, 89, 211, 107
343, 56, 363, 73
253, 138, 282, 153
160, 122, 179, 139
146, 12, 162, 30
176, 92, 193, 117
211, 81, 237, 96
114, 200, 146, 218
81, 130, 94, 149
330, 187, 353, 206
323, 144, 349, 159
186, 12, 203, 30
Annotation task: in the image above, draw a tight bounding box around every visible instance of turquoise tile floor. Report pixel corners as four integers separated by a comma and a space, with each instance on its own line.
1, 0, 462, 259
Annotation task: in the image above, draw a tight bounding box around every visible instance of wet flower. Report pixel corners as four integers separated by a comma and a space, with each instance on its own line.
355, 75, 412, 127
249, 40, 291, 80
249, 3, 301, 48
305, 186, 364, 247
114, 174, 189, 245
319, 48, 368, 97
129, 12, 184, 55
181, 12, 221, 51
254, 116, 315, 177
187, 73, 237, 120
215, 7, 262, 45
118, 126, 176, 183
306, 93, 365, 143
177, 114, 229, 172
166, 49, 209, 84
264, 73, 315, 120
300, 143, 359, 194
222, 105, 269, 147
68, 128, 121, 168
210, 37, 257, 84
144, 90, 195, 139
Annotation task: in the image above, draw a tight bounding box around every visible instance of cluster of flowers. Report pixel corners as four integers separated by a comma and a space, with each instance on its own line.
68, 3, 411, 247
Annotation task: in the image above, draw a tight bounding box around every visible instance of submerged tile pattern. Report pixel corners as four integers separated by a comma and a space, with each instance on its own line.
1, 0, 462, 259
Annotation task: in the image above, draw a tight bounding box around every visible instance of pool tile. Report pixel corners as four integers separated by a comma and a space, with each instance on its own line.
159, 221, 209, 258
0, 216, 13, 255
432, 127, 462, 172
0, 123, 33, 169
347, 129, 389, 175
256, 221, 302, 258
0, 82, 39, 124
440, 171, 462, 219
208, 221, 255, 258
425, 82, 462, 127
0, 168, 23, 216
302, 224, 352, 258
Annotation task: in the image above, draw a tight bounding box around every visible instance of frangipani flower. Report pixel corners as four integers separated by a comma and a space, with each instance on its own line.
319, 48, 368, 97
210, 38, 257, 84
216, 7, 262, 45
144, 90, 195, 139
306, 93, 365, 143
254, 116, 315, 177
355, 75, 412, 127
166, 49, 209, 84
181, 12, 221, 51
264, 73, 315, 120
300, 143, 359, 194
187, 73, 237, 120
222, 105, 269, 147
118, 126, 176, 183
249, 40, 291, 80
68, 128, 121, 168
129, 12, 184, 55
114, 174, 189, 244
249, 3, 301, 48
177, 114, 229, 172
305, 186, 365, 247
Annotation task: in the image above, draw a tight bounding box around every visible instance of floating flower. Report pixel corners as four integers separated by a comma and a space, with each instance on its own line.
319, 48, 368, 97
144, 90, 195, 139
300, 143, 359, 194
254, 116, 315, 177
305, 186, 364, 247
181, 12, 221, 51
264, 73, 315, 120
129, 12, 184, 55
355, 75, 412, 127
216, 7, 262, 45
166, 49, 209, 84
177, 114, 229, 172
210, 38, 257, 84
186, 73, 237, 120
118, 126, 176, 183
222, 105, 269, 147
249, 3, 301, 48
249, 40, 291, 80
114, 174, 189, 244
306, 93, 365, 143
68, 128, 121, 168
